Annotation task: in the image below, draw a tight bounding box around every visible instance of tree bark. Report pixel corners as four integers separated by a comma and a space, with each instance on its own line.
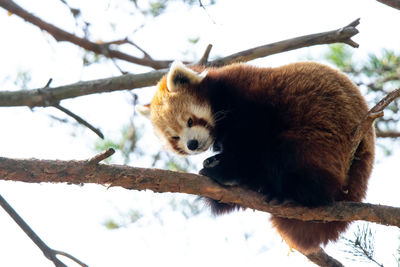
1, 155, 399, 228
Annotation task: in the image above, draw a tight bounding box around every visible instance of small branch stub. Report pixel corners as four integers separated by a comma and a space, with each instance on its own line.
87, 148, 115, 165
197, 44, 213, 65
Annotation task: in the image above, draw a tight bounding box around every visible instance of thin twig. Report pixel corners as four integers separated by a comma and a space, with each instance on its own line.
44, 78, 53, 88
53, 250, 89, 267
0, 194, 88, 267
58, 0, 81, 18
198, 0, 216, 24
53, 103, 104, 139
125, 39, 153, 59
98, 38, 152, 59
350, 88, 400, 163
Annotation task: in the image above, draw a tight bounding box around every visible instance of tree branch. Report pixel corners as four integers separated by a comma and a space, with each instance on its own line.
0, 19, 360, 108
375, 130, 400, 138
210, 18, 360, 67
306, 248, 344, 267
197, 44, 213, 65
350, 88, 400, 160
0, 0, 171, 69
377, 0, 400, 10
0, 193, 88, 267
0, 156, 399, 228
53, 103, 104, 139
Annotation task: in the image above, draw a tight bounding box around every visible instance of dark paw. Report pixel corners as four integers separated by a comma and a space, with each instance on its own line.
203, 154, 221, 168
199, 156, 240, 187
199, 167, 240, 186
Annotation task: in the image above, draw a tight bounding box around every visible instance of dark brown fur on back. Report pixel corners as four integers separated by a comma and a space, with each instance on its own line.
196, 62, 375, 253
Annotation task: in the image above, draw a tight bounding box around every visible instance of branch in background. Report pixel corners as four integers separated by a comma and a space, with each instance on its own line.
0, 68, 167, 108
0, 156, 400, 228
375, 130, 400, 138
0, 149, 114, 266
346, 88, 400, 173
40, 79, 105, 139
306, 248, 345, 267
0, 19, 361, 108
210, 19, 360, 67
198, 0, 216, 24
0, 0, 171, 69
53, 103, 104, 139
377, 0, 400, 10
58, 0, 81, 18
0, 193, 88, 267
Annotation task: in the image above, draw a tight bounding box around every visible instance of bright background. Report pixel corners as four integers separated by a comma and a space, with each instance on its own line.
0, 0, 400, 266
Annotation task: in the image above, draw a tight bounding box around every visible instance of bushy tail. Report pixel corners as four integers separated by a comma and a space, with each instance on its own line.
270, 217, 349, 254
270, 132, 375, 254
202, 197, 241, 215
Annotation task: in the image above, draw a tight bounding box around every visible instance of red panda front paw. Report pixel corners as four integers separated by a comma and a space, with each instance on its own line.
200, 155, 240, 186
203, 154, 221, 168
199, 167, 240, 186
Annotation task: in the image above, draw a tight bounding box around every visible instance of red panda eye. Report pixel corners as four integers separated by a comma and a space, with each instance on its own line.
172, 136, 180, 141
187, 118, 193, 127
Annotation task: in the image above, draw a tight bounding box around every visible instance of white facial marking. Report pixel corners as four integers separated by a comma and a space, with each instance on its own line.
190, 105, 215, 127
180, 126, 213, 154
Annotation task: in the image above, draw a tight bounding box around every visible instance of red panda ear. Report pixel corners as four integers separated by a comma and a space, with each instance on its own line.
136, 103, 151, 119
167, 61, 207, 92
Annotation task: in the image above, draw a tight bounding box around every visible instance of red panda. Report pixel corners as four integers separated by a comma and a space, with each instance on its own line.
137, 61, 375, 254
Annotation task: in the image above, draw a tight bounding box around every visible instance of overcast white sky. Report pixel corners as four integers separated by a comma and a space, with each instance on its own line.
0, 0, 400, 266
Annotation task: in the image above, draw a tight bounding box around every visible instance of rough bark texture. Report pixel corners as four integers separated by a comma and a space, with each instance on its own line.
1, 156, 399, 228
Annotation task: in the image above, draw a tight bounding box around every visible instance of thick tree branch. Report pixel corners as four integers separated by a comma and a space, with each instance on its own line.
0, 156, 399, 228
0, 19, 360, 108
0, 0, 171, 69
0, 70, 168, 108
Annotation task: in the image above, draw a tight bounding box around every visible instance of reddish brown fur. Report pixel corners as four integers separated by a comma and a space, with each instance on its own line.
203, 63, 374, 253
148, 62, 375, 254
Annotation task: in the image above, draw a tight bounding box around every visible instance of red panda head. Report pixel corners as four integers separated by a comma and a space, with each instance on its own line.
137, 61, 215, 155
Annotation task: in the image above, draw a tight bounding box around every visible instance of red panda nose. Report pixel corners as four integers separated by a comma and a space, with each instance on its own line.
187, 139, 199, 151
